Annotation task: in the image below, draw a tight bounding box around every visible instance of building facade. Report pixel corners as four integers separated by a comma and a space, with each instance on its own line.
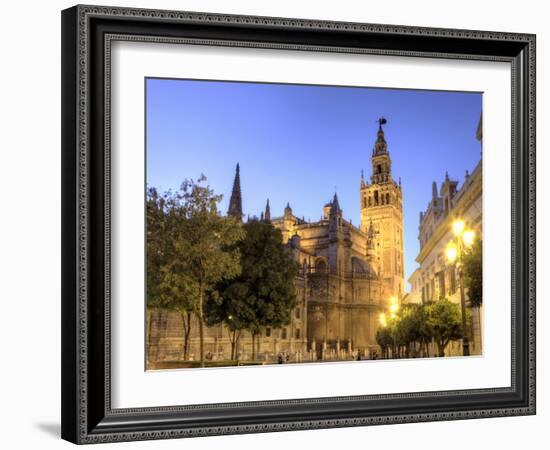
406, 120, 483, 356
147, 121, 404, 365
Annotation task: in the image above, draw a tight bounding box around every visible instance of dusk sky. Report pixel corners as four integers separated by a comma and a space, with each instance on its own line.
146, 78, 482, 288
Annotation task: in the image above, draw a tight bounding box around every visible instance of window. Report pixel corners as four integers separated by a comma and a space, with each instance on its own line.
449, 267, 457, 294
295, 329, 301, 339
295, 308, 301, 319
281, 328, 288, 340
368, 197, 372, 207
265, 327, 271, 337
438, 271, 446, 300
386, 193, 390, 204
374, 191, 379, 205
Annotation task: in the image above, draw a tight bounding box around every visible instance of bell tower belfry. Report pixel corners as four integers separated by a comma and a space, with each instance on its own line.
360, 118, 405, 296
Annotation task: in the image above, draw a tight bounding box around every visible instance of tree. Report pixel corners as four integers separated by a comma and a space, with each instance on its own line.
146, 187, 166, 309
375, 326, 393, 359
204, 283, 254, 360
206, 219, 298, 360
174, 176, 244, 367
147, 176, 244, 367
393, 303, 430, 358
425, 299, 463, 357
463, 238, 482, 307
146, 187, 167, 361
463, 238, 482, 351
146, 187, 197, 360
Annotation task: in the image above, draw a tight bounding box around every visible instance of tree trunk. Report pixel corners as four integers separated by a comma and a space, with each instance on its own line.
146, 309, 153, 364
230, 329, 241, 361
437, 340, 445, 357
181, 311, 192, 360
251, 332, 257, 360
198, 285, 205, 368
230, 330, 236, 361
473, 306, 482, 353
236, 331, 241, 361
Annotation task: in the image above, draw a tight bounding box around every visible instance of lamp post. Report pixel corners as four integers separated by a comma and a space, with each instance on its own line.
388, 295, 399, 319
445, 219, 475, 357
378, 312, 387, 358
378, 295, 399, 358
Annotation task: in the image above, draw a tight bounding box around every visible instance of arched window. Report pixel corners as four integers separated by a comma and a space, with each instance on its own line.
315, 258, 327, 273
386, 193, 390, 204
374, 191, 379, 205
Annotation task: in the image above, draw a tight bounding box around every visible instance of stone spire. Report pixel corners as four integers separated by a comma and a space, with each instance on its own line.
432, 181, 438, 199
476, 113, 483, 156
284, 202, 293, 217
227, 163, 243, 221
476, 113, 482, 142
370, 118, 392, 184
264, 198, 271, 222
373, 117, 388, 156
360, 169, 365, 188
331, 192, 341, 213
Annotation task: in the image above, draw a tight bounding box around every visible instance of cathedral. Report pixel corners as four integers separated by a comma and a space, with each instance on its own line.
147, 120, 404, 365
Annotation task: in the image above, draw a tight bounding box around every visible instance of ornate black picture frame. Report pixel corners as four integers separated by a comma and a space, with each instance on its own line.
61, 4, 536, 444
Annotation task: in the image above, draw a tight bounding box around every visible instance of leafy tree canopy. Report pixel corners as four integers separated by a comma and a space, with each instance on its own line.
463, 238, 482, 307
206, 219, 298, 336
425, 299, 463, 356
393, 303, 431, 347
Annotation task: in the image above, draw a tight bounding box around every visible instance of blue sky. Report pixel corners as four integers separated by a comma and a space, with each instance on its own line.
146, 78, 482, 288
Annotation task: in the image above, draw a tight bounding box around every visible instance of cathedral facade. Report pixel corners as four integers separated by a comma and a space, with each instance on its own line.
147, 120, 404, 365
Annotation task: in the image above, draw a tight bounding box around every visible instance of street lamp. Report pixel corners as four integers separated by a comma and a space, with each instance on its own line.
452, 219, 465, 236
446, 219, 476, 356
388, 296, 399, 319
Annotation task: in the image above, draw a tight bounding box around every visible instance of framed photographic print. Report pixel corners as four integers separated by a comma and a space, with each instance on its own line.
61, 4, 536, 444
